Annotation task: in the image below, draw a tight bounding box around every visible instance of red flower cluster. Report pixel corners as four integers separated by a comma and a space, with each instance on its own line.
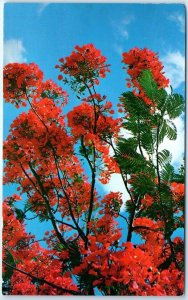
3, 44, 184, 296
3, 200, 78, 295
122, 48, 169, 105
56, 44, 110, 85
40, 80, 68, 105
101, 192, 122, 216
67, 102, 121, 184
141, 194, 153, 208
67, 102, 120, 140
3, 201, 28, 252
3, 63, 43, 107
170, 182, 184, 196
3, 63, 68, 108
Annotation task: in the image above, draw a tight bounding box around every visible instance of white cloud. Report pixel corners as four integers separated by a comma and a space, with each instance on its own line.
37, 3, 50, 16
100, 128, 132, 210
100, 115, 184, 209
163, 51, 185, 90
114, 49, 185, 169
4, 39, 27, 66
159, 116, 184, 167
168, 12, 185, 33
113, 15, 134, 55
102, 174, 130, 210
117, 15, 134, 40
119, 29, 129, 39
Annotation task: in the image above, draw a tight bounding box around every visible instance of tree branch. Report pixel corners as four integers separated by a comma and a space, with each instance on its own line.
27, 162, 68, 248
3, 260, 82, 295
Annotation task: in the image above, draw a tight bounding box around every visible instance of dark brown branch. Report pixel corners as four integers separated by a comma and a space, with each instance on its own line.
156, 123, 180, 270
137, 119, 145, 158
80, 136, 94, 171
118, 213, 129, 225
28, 162, 67, 248
19, 163, 42, 197
25, 91, 49, 133
132, 225, 161, 232
79, 81, 97, 245
110, 139, 136, 206
126, 209, 136, 242
3, 260, 82, 295
80, 135, 96, 240
50, 150, 87, 243
55, 219, 77, 230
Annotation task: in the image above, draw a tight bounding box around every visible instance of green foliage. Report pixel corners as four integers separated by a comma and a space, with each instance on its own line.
121, 91, 151, 118
125, 199, 135, 216
121, 92, 155, 156
14, 208, 25, 221
160, 163, 174, 184
131, 171, 156, 196
3, 251, 15, 282
158, 150, 172, 167
138, 70, 168, 107
115, 137, 147, 173
158, 119, 177, 143
138, 70, 184, 144
117, 68, 184, 247
165, 94, 185, 119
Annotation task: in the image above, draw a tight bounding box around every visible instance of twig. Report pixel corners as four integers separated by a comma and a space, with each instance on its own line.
3, 260, 82, 295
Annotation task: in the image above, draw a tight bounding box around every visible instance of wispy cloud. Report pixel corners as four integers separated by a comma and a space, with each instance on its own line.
117, 15, 134, 40
4, 39, 27, 66
37, 3, 50, 16
159, 116, 184, 167
113, 44, 124, 56
163, 51, 185, 90
168, 12, 185, 33
161, 50, 185, 166
113, 15, 134, 55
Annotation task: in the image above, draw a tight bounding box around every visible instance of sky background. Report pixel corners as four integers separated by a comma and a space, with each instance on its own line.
3, 3, 185, 243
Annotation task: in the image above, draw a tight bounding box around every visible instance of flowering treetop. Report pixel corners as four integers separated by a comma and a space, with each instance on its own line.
3, 43, 184, 296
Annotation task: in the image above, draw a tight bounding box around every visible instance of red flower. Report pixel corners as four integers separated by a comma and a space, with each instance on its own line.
122, 48, 169, 105
3, 63, 43, 107
57, 44, 110, 85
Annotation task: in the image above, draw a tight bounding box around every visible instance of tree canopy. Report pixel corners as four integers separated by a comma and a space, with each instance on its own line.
3, 44, 184, 296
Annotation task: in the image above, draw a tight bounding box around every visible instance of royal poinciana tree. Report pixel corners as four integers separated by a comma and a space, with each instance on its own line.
3, 44, 184, 296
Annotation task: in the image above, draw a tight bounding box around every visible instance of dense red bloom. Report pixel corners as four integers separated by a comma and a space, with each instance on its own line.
122, 48, 169, 105
3, 63, 43, 107
141, 194, 153, 207
3, 63, 68, 108
3, 45, 184, 296
3, 201, 78, 295
3, 201, 28, 252
170, 182, 184, 196
40, 80, 68, 105
67, 102, 120, 139
101, 192, 122, 216
57, 44, 110, 85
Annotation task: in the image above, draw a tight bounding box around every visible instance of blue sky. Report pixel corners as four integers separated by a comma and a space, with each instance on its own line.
3, 3, 185, 242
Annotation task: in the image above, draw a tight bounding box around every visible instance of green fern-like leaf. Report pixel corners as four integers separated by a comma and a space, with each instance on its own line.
158, 149, 172, 167
158, 119, 177, 143
115, 138, 147, 173
138, 70, 167, 107
121, 91, 151, 119
166, 94, 185, 119
160, 163, 174, 184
